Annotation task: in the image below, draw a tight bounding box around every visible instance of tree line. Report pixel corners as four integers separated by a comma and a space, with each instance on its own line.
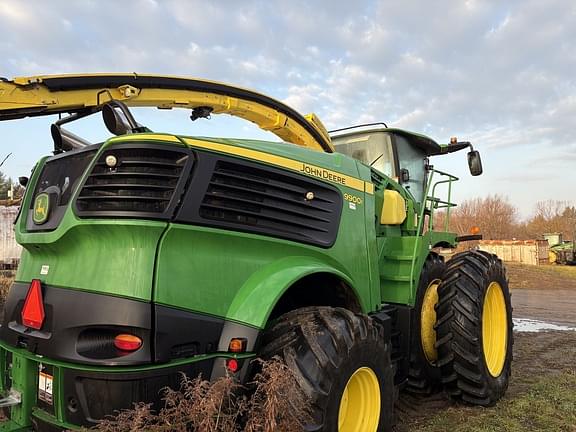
0, 171, 24, 203
435, 195, 575, 241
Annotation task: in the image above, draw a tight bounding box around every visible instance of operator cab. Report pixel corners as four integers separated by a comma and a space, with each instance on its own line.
331, 124, 483, 204
331, 125, 437, 204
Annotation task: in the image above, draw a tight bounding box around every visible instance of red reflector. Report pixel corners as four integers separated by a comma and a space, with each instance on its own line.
114, 334, 142, 352
21, 279, 45, 330
226, 358, 239, 373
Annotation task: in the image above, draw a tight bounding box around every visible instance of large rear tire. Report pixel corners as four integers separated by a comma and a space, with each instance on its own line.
260, 306, 396, 431
436, 250, 513, 406
406, 253, 445, 394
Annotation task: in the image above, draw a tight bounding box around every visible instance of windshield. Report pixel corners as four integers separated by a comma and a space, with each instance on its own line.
332, 132, 396, 178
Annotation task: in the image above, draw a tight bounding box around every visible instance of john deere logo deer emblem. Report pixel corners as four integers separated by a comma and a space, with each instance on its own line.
33, 193, 50, 225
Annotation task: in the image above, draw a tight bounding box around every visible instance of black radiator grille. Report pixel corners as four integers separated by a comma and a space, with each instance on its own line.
76, 145, 191, 219
198, 160, 342, 247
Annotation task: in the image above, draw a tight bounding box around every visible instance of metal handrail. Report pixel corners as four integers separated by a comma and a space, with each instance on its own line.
426, 169, 459, 232
408, 168, 459, 298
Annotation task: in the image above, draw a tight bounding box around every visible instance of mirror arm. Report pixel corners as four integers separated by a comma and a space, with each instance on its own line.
53, 108, 98, 127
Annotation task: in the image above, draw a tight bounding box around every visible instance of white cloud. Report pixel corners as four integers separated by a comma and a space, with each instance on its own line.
0, 1, 32, 25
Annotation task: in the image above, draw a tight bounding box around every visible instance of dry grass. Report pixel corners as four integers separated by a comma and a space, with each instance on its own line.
506, 262, 576, 290
0, 274, 13, 302
88, 357, 311, 432
397, 332, 576, 432
243, 358, 311, 432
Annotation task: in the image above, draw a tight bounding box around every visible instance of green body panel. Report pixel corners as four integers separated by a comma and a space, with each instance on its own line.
225, 256, 357, 326
129, 134, 377, 326
550, 242, 574, 252
0, 420, 29, 431
13, 137, 185, 300
16, 218, 166, 300
197, 136, 349, 169
154, 207, 372, 328
0, 352, 35, 428
378, 231, 455, 305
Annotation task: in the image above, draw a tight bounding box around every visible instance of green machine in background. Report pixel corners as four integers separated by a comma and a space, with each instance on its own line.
0, 74, 512, 431
545, 233, 576, 265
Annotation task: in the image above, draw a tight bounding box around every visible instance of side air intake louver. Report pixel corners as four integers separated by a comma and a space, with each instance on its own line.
198, 160, 342, 247
76, 144, 192, 219
371, 170, 386, 190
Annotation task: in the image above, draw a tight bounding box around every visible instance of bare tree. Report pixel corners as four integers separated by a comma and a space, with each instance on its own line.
435, 195, 519, 240
526, 201, 576, 241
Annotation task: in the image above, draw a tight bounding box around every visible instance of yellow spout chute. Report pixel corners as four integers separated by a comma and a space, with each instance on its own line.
0, 73, 333, 152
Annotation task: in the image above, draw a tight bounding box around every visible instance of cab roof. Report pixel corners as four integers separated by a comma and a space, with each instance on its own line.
331, 126, 443, 156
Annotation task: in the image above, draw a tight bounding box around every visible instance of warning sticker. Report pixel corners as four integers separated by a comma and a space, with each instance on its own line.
38, 371, 53, 404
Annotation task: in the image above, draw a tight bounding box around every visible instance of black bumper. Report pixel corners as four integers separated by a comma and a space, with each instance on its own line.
62, 357, 217, 427
0, 283, 246, 366
0, 283, 259, 428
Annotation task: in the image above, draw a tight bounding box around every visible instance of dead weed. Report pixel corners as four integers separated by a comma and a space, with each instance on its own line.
0, 274, 13, 303
88, 357, 311, 432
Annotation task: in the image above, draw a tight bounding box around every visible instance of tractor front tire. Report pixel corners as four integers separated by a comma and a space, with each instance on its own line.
436, 250, 513, 406
261, 306, 396, 432
406, 253, 445, 394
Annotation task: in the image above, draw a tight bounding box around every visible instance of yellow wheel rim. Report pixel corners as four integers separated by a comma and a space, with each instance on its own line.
549, 250, 558, 264
421, 279, 441, 363
338, 367, 381, 432
482, 282, 508, 377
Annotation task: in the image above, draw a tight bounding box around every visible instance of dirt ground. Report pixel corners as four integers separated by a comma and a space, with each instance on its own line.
508, 262, 576, 325
396, 262, 576, 432
396, 331, 576, 432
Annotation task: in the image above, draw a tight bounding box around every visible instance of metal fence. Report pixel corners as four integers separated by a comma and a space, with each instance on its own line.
0, 206, 21, 269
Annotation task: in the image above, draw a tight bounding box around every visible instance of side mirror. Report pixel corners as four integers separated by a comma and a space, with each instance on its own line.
103, 103, 133, 136
18, 176, 28, 187
467, 150, 483, 176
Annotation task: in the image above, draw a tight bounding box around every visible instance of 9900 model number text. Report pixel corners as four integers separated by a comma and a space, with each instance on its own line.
344, 193, 363, 205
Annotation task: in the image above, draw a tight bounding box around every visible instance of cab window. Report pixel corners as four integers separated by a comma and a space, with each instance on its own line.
395, 135, 427, 203
332, 132, 396, 178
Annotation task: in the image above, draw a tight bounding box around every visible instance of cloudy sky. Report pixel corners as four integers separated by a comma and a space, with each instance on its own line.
1, 0, 574, 218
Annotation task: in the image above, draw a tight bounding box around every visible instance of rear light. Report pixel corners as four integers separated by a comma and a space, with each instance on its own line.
21, 279, 45, 330
114, 334, 142, 352
226, 358, 239, 373
228, 338, 247, 353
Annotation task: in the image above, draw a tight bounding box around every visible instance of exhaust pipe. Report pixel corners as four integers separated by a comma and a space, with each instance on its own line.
51, 124, 91, 153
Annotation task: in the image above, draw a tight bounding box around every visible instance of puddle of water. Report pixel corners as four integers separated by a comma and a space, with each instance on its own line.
513, 318, 576, 333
